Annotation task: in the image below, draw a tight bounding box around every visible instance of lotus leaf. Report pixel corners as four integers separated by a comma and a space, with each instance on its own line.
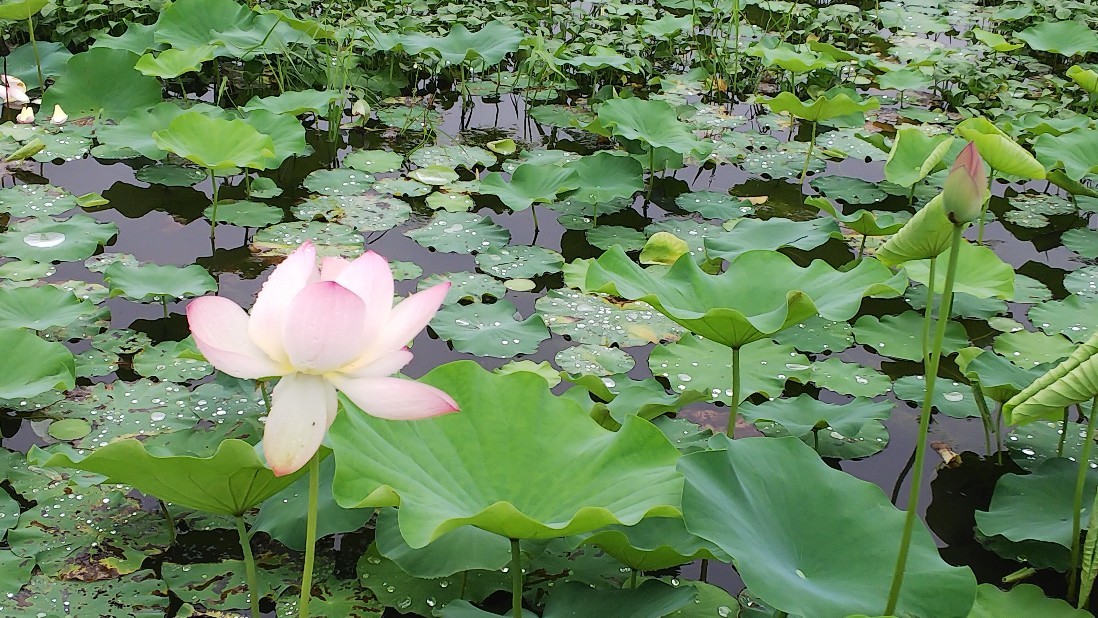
1031, 296, 1098, 343
542, 580, 695, 618
407, 211, 510, 253
854, 311, 968, 362
254, 456, 372, 550
479, 163, 579, 211
703, 217, 842, 261
41, 48, 162, 120
375, 507, 511, 578
0, 285, 95, 330
536, 288, 686, 348
747, 42, 838, 74
153, 113, 276, 173
884, 127, 955, 187
0, 0, 46, 20
874, 194, 955, 266
242, 89, 341, 116
358, 544, 509, 616
809, 357, 892, 397
565, 152, 644, 204
994, 330, 1075, 368
680, 437, 977, 617
583, 246, 905, 348
4, 41, 71, 90
968, 583, 1091, 617
0, 328, 74, 398
1068, 65, 1098, 94
330, 361, 683, 548
596, 97, 712, 160
1034, 128, 1098, 182
955, 117, 1045, 179
740, 393, 892, 437
0, 214, 118, 263
761, 91, 880, 124
1004, 331, 1098, 425
556, 345, 636, 378
154, 0, 312, 58
104, 262, 217, 303
807, 197, 907, 236
901, 240, 1014, 300
431, 300, 549, 357
398, 21, 523, 66
134, 45, 218, 78
251, 221, 364, 257
1016, 21, 1098, 57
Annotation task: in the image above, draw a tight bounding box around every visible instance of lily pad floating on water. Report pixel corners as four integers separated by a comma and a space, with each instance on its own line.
251, 221, 364, 258
771, 315, 854, 354
674, 191, 755, 219
679, 437, 977, 617
555, 344, 635, 377
292, 193, 410, 232
809, 357, 893, 398
0, 285, 96, 331
302, 168, 375, 195
134, 163, 208, 187
703, 217, 842, 261
1030, 295, 1098, 343
479, 163, 579, 212
0, 214, 118, 263
0, 328, 75, 398
344, 149, 404, 173
968, 583, 1091, 617
993, 330, 1075, 368
203, 199, 284, 227
0, 183, 78, 217
418, 272, 505, 304
475, 245, 564, 279
853, 311, 968, 361
329, 361, 683, 547
431, 300, 549, 357
535, 289, 686, 348
132, 338, 213, 382
892, 375, 991, 419
406, 211, 510, 254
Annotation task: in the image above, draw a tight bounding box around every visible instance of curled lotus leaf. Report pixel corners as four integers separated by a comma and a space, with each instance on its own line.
330, 361, 683, 548
1004, 331, 1098, 425
582, 246, 905, 349
874, 194, 955, 267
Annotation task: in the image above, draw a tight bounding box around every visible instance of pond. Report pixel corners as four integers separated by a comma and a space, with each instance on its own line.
1, 0, 1097, 616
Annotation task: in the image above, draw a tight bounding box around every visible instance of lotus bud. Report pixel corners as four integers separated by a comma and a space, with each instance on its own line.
50, 105, 67, 125
351, 99, 369, 117
941, 141, 987, 225
16, 106, 34, 124
0, 75, 30, 106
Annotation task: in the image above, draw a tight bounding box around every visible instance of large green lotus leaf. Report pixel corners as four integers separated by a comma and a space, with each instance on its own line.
955, 118, 1045, 179
874, 194, 955, 267
968, 583, 1091, 617
572, 516, 728, 571
406, 211, 510, 254
479, 164, 579, 212
1030, 295, 1098, 343
809, 357, 892, 397
43, 439, 305, 516
154, 0, 311, 57
359, 543, 510, 616
344, 149, 404, 173
134, 45, 218, 78
431, 300, 549, 357
680, 437, 977, 617
761, 91, 880, 123
94, 101, 194, 160
0, 214, 117, 263
0, 328, 74, 398
0, 570, 167, 617
40, 48, 162, 120
253, 455, 372, 550
995, 330, 1075, 369
739, 393, 892, 437
1003, 331, 1098, 425
854, 311, 968, 362
901, 240, 1014, 300
703, 217, 841, 261
542, 580, 695, 618
746, 42, 838, 74
375, 507, 511, 577
398, 21, 523, 66
976, 457, 1098, 549
564, 152, 644, 204
0, 0, 46, 20
240, 108, 309, 168
104, 262, 216, 303
153, 113, 276, 173
649, 335, 812, 405
251, 221, 364, 258
807, 197, 907, 236
956, 348, 1048, 403
1016, 21, 1098, 57
884, 126, 955, 187
475, 245, 563, 279
596, 97, 712, 159
564, 374, 706, 426
242, 89, 341, 116
5, 41, 71, 90
583, 246, 905, 348
293, 193, 410, 232
329, 361, 684, 548
1034, 128, 1098, 182
0, 285, 95, 330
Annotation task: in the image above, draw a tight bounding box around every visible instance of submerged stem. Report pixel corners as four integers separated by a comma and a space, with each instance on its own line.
510, 538, 523, 618
236, 514, 261, 617
299, 452, 320, 618
1069, 397, 1098, 602
884, 224, 963, 615
159, 499, 176, 545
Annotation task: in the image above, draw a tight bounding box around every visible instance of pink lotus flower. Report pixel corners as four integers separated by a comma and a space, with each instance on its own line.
0, 75, 29, 107
187, 242, 458, 476
942, 141, 988, 225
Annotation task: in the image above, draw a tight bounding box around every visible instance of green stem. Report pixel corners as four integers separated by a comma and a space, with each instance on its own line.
1060, 406, 1073, 458
977, 169, 994, 244
161, 297, 169, 319
857, 234, 868, 260
510, 538, 523, 618
699, 558, 708, 582
27, 15, 42, 92
209, 171, 220, 239
812, 427, 821, 452
884, 224, 964, 615
972, 383, 993, 455
259, 381, 272, 414
799, 122, 817, 184
922, 257, 937, 363
159, 499, 176, 545
236, 514, 262, 617
728, 346, 741, 438
629, 568, 637, 589
1069, 396, 1098, 602
298, 452, 320, 618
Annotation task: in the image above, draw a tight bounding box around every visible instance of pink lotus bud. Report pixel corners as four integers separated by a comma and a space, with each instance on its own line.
16, 106, 34, 124
942, 142, 988, 225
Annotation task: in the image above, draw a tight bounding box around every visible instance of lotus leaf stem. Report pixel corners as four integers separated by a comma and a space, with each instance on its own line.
27, 15, 42, 92
728, 346, 741, 438
1060, 407, 1072, 458
298, 451, 320, 618
976, 168, 994, 244
236, 514, 261, 617
885, 224, 963, 615
159, 499, 176, 545
1068, 396, 1098, 602
971, 383, 992, 454
921, 257, 936, 363
799, 122, 817, 184
700, 558, 708, 582
510, 538, 523, 618
629, 568, 637, 589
